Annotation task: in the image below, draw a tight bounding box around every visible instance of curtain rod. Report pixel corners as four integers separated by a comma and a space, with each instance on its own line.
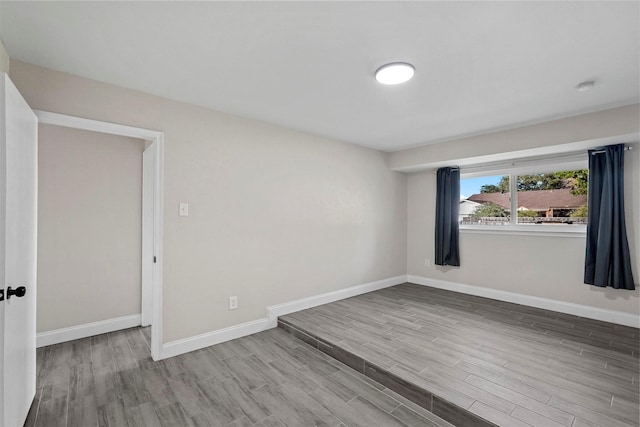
433, 167, 459, 174
590, 146, 633, 155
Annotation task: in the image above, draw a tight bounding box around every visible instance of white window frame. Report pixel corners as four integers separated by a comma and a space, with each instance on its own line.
459, 155, 588, 238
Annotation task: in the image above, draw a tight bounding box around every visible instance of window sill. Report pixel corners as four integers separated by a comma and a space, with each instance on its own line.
460, 224, 586, 238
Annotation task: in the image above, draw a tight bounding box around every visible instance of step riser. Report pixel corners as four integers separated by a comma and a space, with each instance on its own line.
278, 319, 497, 427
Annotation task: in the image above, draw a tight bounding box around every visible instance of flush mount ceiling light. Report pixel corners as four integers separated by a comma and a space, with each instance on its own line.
576, 80, 595, 92
375, 62, 415, 85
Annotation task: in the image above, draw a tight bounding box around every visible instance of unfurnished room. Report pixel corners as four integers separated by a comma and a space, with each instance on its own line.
0, 2, 638, 427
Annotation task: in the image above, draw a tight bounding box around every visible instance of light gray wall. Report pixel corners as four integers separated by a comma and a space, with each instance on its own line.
11, 60, 408, 342
0, 39, 9, 74
406, 143, 640, 315
37, 124, 145, 332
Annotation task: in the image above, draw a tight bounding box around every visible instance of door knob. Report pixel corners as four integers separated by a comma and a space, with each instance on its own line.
6, 286, 26, 299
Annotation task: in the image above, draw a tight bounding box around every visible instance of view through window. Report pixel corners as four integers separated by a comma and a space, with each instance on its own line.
460, 170, 588, 226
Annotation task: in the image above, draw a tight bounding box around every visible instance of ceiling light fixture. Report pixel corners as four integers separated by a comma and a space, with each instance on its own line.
576, 80, 595, 92
375, 62, 415, 85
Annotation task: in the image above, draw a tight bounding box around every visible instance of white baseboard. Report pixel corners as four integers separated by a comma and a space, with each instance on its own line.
161, 318, 272, 359
160, 274, 408, 359
36, 314, 141, 348
265, 275, 408, 327
408, 275, 640, 328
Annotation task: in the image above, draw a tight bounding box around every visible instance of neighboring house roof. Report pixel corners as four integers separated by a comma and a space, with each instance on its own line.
467, 192, 510, 209
467, 189, 587, 211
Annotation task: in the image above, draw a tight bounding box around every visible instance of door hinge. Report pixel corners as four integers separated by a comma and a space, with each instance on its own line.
153, 256, 157, 263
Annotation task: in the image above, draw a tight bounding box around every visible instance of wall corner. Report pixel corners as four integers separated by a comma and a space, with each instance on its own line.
0, 39, 10, 75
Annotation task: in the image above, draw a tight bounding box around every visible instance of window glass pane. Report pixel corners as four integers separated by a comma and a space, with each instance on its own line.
460, 175, 510, 225
515, 170, 588, 224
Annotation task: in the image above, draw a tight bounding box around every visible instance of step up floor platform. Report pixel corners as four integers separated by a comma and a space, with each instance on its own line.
278, 283, 639, 427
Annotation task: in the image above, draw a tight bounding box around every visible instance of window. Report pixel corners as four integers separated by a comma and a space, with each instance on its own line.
460, 175, 510, 225
460, 165, 588, 234
515, 171, 588, 224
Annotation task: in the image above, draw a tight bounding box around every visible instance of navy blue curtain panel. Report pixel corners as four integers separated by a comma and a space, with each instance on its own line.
435, 167, 460, 266
584, 144, 635, 290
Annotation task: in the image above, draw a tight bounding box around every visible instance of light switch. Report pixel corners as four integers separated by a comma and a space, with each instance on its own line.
179, 202, 189, 217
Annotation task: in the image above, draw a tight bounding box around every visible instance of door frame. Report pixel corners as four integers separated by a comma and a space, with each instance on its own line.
34, 110, 164, 361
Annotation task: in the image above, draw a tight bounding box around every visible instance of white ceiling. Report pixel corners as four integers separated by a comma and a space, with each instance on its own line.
1, 1, 638, 152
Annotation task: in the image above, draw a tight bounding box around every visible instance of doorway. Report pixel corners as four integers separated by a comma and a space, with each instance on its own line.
34, 111, 164, 361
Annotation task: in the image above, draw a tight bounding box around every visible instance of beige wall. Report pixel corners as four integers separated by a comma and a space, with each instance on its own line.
0, 39, 9, 74
406, 142, 640, 315
11, 61, 408, 342
37, 124, 145, 332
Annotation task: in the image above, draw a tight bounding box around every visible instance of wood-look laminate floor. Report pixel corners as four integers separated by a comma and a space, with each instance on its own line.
279, 283, 640, 427
25, 325, 452, 427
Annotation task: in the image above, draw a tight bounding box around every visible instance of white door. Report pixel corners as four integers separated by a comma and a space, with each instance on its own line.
0, 73, 38, 427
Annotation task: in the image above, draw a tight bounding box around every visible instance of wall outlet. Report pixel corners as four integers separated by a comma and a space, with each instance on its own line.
229, 296, 238, 310
179, 202, 189, 217
425, 259, 431, 267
